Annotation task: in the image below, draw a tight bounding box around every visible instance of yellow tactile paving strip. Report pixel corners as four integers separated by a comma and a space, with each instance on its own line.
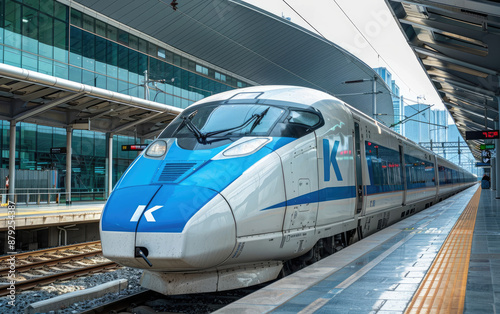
405, 187, 481, 314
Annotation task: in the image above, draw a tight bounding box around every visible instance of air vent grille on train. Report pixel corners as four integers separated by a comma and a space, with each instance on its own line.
158, 163, 197, 182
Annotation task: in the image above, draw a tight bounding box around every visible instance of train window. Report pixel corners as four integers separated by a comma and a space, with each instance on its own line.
287, 111, 320, 127
158, 102, 324, 149
159, 103, 284, 142
364, 142, 403, 194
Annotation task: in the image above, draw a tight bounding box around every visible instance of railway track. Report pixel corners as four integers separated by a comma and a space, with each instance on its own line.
81, 284, 269, 314
0, 241, 120, 296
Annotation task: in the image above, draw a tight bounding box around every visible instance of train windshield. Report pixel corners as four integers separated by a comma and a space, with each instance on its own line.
160, 104, 285, 141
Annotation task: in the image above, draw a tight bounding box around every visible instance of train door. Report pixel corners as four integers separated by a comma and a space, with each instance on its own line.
354, 121, 363, 214
400, 144, 406, 206
280, 133, 319, 231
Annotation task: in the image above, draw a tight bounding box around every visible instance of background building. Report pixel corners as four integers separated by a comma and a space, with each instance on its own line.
374, 67, 403, 134
0, 0, 254, 194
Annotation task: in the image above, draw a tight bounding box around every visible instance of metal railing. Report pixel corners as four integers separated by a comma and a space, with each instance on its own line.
1, 188, 106, 206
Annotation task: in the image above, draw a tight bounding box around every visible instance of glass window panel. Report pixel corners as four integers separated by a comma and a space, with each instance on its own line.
118, 77, 128, 93
106, 77, 117, 92
118, 29, 128, 45
165, 51, 173, 63
38, 13, 53, 58
81, 130, 94, 156
138, 38, 147, 53
20, 123, 36, 154
70, 8, 82, 27
164, 63, 173, 81
22, 6, 38, 52
82, 13, 94, 32
54, 61, 68, 79
173, 93, 181, 107
129, 34, 138, 50
107, 65, 117, 80
181, 57, 188, 69
173, 54, 180, 66
5, 3, 21, 49
128, 83, 138, 97
129, 50, 138, 74
82, 56, 94, 72
157, 47, 165, 59
118, 45, 128, 70
24, 0, 39, 10
54, 1, 67, 21
106, 24, 117, 41
82, 69, 95, 85
22, 36, 38, 54
95, 19, 106, 37
69, 27, 82, 66
53, 128, 66, 147
95, 133, 105, 157
96, 60, 106, 74
106, 41, 117, 66
129, 71, 138, 85
70, 26, 82, 54
72, 130, 82, 156
40, 0, 53, 16
138, 53, 147, 75
54, 19, 68, 50
69, 65, 82, 83
147, 42, 156, 55
95, 72, 106, 88
95, 36, 106, 63
37, 125, 52, 153
38, 56, 53, 75
82, 31, 94, 58
21, 51, 37, 71
149, 57, 159, 78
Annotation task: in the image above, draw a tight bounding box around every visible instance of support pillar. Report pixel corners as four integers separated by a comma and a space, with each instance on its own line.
66, 127, 72, 204
8, 120, 16, 202
106, 133, 114, 198
372, 76, 377, 121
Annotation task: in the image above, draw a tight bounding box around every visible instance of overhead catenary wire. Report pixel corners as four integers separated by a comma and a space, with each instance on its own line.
330, 0, 416, 95
156, 0, 397, 101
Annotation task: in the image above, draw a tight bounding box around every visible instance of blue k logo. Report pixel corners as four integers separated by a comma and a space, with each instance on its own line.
323, 139, 343, 181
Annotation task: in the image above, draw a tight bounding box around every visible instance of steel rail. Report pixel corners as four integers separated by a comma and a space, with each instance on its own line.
0, 261, 118, 296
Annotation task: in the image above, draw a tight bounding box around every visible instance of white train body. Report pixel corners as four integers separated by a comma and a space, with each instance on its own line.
100, 86, 475, 294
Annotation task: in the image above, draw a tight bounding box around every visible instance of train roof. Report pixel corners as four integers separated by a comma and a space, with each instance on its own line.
193, 85, 338, 108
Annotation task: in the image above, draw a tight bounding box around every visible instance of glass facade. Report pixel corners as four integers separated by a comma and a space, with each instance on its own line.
0, 0, 251, 194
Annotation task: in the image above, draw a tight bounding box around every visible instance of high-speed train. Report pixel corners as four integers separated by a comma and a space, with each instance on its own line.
100, 85, 476, 295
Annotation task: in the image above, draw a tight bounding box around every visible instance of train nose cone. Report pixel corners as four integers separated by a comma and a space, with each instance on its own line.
100, 185, 162, 268
101, 184, 236, 271
134, 185, 236, 271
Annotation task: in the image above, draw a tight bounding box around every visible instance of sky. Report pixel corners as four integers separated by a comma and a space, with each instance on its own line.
244, 0, 446, 111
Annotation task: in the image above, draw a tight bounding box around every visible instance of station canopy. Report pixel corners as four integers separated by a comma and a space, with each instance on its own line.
0, 0, 396, 138
386, 0, 500, 160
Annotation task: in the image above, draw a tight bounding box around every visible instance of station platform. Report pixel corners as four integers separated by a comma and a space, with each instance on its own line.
216, 184, 497, 313
0, 202, 104, 230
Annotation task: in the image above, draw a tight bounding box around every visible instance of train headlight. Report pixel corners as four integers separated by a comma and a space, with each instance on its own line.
223, 138, 270, 157
146, 140, 167, 157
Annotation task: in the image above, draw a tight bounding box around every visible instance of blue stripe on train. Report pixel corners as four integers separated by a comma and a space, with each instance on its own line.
263, 186, 356, 210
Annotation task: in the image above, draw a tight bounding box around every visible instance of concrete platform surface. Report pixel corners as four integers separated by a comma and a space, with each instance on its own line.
215, 185, 485, 313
